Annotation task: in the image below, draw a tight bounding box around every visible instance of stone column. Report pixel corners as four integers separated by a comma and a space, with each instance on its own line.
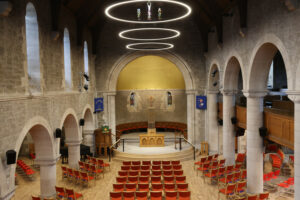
207, 90, 219, 154
287, 92, 300, 200
107, 92, 116, 144
35, 157, 59, 199
66, 140, 81, 169
186, 90, 196, 145
222, 90, 236, 165
83, 130, 95, 155
244, 91, 266, 194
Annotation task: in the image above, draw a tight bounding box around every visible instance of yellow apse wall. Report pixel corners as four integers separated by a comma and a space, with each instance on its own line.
117, 55, 186, 90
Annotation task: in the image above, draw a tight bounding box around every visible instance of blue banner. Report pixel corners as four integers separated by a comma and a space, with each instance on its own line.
94, 98, 104, 112
196, 96, 207, 110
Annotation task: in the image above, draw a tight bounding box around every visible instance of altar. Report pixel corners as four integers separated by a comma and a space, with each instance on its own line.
139, 97, 165, 147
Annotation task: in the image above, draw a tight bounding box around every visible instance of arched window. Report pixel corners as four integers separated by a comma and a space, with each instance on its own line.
25, 3, 41, 93
84, 41, 89, 76
64, 28, 72, 91
130, 93, 135, 106
167, 91, 172, 106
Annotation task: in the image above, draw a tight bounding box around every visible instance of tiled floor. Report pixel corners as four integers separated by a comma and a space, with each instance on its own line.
12, 157, 294, 200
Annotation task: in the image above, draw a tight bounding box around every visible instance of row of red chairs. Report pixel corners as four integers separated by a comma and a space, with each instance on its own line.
237, 193, 270, 200
85, 156, 110, 170
55, 186, 83, 200
117, 170, 184, 178
17, 159, 35, 178
263, 169, 280, 182
61, 166, 95, 187
110, 190, 190, 200
121, 164, 182, 171
116, 175, 186, 184
277, 177, 294, 189
197, 160, 242, 177
78, 161, 104, 178
123, 160, 180, 166
113, 183, 189, 192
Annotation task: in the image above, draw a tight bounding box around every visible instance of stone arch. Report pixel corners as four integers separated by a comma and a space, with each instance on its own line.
107, 51, 195, 91
247, 34, 292, 92
60, 108, 81, 141
223, 56, 244, 91
82, 104, 94, 131
208, 63, 221, 91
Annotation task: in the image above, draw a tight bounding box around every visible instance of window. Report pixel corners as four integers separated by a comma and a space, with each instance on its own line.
64, 28, 72, 91
84, 41, 89, 75
25, 3, 41, 93
167, 91, 172, 106
267, 61, 274, 89
130, 93, 135, 106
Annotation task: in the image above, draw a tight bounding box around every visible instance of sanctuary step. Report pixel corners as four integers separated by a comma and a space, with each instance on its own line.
112, 147, 196, 162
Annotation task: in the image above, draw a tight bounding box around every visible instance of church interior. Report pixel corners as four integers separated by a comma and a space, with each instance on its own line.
0, 0, 299, 199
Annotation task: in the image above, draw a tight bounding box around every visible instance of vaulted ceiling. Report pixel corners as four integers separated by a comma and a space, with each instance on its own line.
54, 0, 247, 53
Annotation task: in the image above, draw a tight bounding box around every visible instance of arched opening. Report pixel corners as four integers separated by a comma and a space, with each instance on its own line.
64, 28, 72, 91
82, 108, 95, 154
25, 3, 41, 94
14, 120, 56, 198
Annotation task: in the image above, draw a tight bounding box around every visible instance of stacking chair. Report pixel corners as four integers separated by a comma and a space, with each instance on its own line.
142, 161, 151, 165
241, 170, 247, 180
247, 194, 258, 200
153, 161, 162, 165
206, 155, 213, 163
139, 176, 149, 184
218, 159, 226, 167
128, 176, 138, 184
119, 171, 128, 177
209, 160, 219, 169
171, 161, 180, 165
113, 183, 125, 192
65, 188, 83, 200
125, 183, 137, 192
165, 191, 177, 200
141, 165, 150, 170
178, 191, 191, 200
174, 170, 184, 177
164, 176, 175, 184
175, 176, 186, 184
219, 173, 234, 188
78, 161, 85, 170
116, 176, 127, 184
67, 168, 74, 182
110, 192, 122, 200
98, 159, 110, 171
218, 167, 226, 178
150, 191, 163, 200
163, 165, 172, 170
123, 161, 131, 166
218, 183, 236, 200
61, 166, 68, 180
273, 169, 280, 179
131, 165, 141, 171
140, 170, 151, 177
135, 191, 148, 200
212, 154, 219, 160
129, 171, 139, 176
258, 192, 269, 200
73, 170, 81, 184
55, 186, 66, 199
235, 181, 247, 197
91, 164, 103, 179
32, 196, 41, 200
163, 170, 173, 176
151, 176, 161, 184
197, 163, 210, 176
236, 153, 246, 165
204, 168, 218, 184
123, 191, 135, 200
152, 183, 163, 192
194, 157, 207, 170
121, 166, 130, 171
152, 170, 162, 176
234, 163, 242, 172
233, 171, 242, 182
226, 165, 234, 174
152, 165, 161, 170
173, 165, 182, 170
162, 161, 171, 165
132, 161, 141, 165
164, 183, 176, 192
177, 183, 188, 191
138, 183, 150, 192
80, 171, 95, 187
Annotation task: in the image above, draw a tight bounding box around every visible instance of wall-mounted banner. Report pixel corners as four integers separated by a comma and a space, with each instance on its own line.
196, 96, 207, 110
94, 98, 104, 112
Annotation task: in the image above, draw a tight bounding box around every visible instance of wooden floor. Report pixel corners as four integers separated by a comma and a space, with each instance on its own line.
12, 157, 294, 200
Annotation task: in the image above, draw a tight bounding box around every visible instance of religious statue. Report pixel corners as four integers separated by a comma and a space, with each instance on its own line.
147, 1, 152, 20
137, 8, 141, 20
130, 92, 135, 106
158, 8, 162, 20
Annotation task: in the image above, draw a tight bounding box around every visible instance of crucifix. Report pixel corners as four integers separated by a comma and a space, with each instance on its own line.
147, 0, 152, 20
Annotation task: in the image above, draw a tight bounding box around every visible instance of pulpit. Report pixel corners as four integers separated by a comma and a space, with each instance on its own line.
139, 97, 165, 147
95, 128, 112, 156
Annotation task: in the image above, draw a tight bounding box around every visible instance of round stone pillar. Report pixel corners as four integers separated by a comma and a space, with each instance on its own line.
83, 130, 95, 155
207, 90, 219, 154
35, 157, 59, 199
66, 140, 81, 169
107, 92, 116, 144
186, 90, 196, 145
222, 90, 236, 165
244, 91, 266, 194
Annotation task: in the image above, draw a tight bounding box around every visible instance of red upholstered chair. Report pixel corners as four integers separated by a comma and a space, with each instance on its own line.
132, 161, 141, 165
98, 159, 110, 170
209, 161, 219, 169
138, 183, 150, 192
163, 165, 172, 170
61, 166, 68, 180
153, 161, 162, 165
78, 161, 85, 170
141, 165, 150, 170
152, 165, 161, 170
173, 165, 182, 170
55, 186, 66, 199
80, 171, 94, 187
110, 192, 122, 200
135, 191, 148, 200
116, 176, 127, 184
32, 196, 41, 200
174, 170, 184, 177
273, 169, 280, 179
233, 171, 242, 182
206, 155, 213, 162
171, 160, 180, 165
163, 170, 173, 176
67, 168, 74, 181
91, 164, 103, 179
151, 176, 161, 184
234, 163, 242, 172
259, 192, 269, 200
150, 191, 163, 200
164, 176, 175, 184
197, 163, 210, 176
123, 191, 135, 200
217, 167, 226, 178
226, 165, 234, 174
125, 183, 137, 192
131, 165, 141, 171
164, 183, 176, 192
140, 170, 151, 177
236, 153, 246, 165
175, 176, 186, 184
162, 161, 171, 165
218, 173, 234, 188
152, 183, 163, 192
241, 169, 247, 180
178, 191, 191, 200
165, 191, 177, 200
139, 176, 149, 184
212, 154, 219, 160
247, 194, 258, 200
194, 157, 207, 170
204, 168, 218, 184
142, 161, 151, 165
129, 171, 139, 176
119, 171, 128, 177
121, 166, 130, 171
123, 161, 131, 166
235, 181, 247, 197
218, 159, 226, 167
73, 170, 81, 184
152, 170, 162, 176
65, 188, 83, 200
177, 183, 188, 191
128, 176, 138, 184
113, 183, 125, 192
218, 183, 236, 200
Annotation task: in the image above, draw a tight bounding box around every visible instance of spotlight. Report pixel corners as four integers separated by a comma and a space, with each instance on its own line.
218, 119, 223, 126
83, 84, 88, 91
213, 82, 218, 87
259, 127, 268, 137
83, 73, 89, 81
6, 150, 16, 165
55, 128, 62, 138
231, 117, 237, 124
79, 119, 85, 126
211, 69, 218, 77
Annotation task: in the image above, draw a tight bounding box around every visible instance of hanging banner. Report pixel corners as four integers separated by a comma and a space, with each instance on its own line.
196, 96, 207, 110
94, 98, 104, 112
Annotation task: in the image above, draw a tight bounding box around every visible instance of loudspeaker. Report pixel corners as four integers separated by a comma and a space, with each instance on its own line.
6, 150, 16, 165
231, 117, 237, 124
259, 127, 268, 137
55, 128, 62, 138
218, 119, 223, 126
79, 119, 85, 126
236, 128, 245, 137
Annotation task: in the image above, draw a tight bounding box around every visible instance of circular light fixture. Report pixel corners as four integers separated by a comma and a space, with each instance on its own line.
105, 0, 192, 24
126, 42, 174, 51
119, 28, 180, 41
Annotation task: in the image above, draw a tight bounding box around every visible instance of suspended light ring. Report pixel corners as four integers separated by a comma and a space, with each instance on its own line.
105, 0, 192, 24
126, 42, 174, 51
119, 28, 180, 41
